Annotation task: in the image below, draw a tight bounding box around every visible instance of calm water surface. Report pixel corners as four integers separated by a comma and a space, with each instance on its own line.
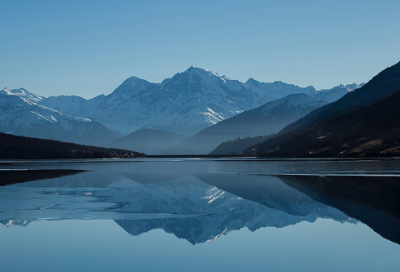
0, 159, 399, 271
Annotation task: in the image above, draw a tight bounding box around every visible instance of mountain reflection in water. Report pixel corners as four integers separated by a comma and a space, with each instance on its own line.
0, 170, 399, 245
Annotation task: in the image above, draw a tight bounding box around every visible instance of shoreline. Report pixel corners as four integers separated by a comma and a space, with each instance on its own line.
0, 156, 399, 165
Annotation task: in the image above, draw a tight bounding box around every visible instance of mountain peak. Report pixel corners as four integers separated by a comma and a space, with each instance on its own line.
109, 76, 154, 98
245, 78, 260, 85
115, 76, 151, 89
345, 83, 362, 90
1, 87, 43, 103
184, 66, 219, 75
124, 76, 147, 84
180, 66, 229, 85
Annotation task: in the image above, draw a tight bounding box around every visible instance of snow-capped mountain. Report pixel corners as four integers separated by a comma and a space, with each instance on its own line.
3, 68, 361, 140
40, 67, 351, 136
41, 67, 259, 135
1, 87, 43, 103
0, 88, 120, 145
161, 93, 328, 155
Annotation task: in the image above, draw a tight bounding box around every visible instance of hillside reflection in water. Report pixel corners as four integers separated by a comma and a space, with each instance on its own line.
0, 161, 399, 271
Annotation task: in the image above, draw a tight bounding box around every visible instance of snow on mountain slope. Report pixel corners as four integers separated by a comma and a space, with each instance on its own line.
1, 88, 43, 103
0, 89, 120, 145
40, 67, 335, 136
161, 93, 328, 155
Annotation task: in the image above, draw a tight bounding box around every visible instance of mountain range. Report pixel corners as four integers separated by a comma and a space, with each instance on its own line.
40, 67, 327, 136
2, 67, 362, 154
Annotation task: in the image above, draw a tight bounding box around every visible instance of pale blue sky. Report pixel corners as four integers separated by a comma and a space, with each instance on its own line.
1, 0, 400, 98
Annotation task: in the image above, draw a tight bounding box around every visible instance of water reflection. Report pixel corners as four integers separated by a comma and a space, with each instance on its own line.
1, 164, 400, 272
1, 169, 399, 245
0, 169, 85, 186
0, 170, 375, 245
280, 175, 400, 245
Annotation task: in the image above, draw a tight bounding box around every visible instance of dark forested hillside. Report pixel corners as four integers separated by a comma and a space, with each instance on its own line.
248, 88, 400, 157
0, 132, 145, 159
210, 135, 272, 155
280, 61, 400, 134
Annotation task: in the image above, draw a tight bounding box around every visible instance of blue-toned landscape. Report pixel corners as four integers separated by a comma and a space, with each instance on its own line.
1, 1, 400, 271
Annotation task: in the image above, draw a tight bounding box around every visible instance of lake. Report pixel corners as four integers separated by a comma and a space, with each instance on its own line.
0, 159, 399, 271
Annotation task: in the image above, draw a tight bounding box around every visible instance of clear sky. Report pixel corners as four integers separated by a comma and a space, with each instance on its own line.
1, 0, 400, 98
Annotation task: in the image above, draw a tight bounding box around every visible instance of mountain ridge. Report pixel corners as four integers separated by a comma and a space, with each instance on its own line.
38, 67, 360, 136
